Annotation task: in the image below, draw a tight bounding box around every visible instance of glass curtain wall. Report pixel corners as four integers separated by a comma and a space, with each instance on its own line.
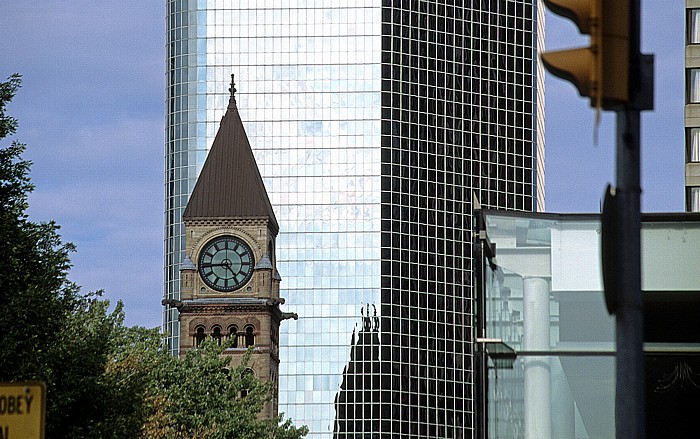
165, 0, 201, 352
480, 213, 615, 439
165, 1, 384, 431
477, 211, 700, 439
165, 1, 544, 437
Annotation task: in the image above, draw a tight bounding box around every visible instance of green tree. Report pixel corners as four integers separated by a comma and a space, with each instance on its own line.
100, 316, 170, 438
45, 293, 162, 437
0, 74, 166, 437
142, 341, 308, 439
0, 73, 90, 435
0, 74, 78, 379
0, 74, 307, 438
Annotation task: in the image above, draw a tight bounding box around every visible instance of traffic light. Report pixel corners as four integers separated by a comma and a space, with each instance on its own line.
541, 0, 630, 110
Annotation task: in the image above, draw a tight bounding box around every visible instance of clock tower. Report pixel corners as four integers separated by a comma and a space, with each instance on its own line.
166, 75, 295, 418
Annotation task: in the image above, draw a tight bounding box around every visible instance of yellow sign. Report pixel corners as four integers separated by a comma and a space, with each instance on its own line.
0, 382, 45, 439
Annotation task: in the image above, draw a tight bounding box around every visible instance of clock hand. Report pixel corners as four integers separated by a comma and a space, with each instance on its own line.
200, 262, 231, 268
202, 261, 237, 277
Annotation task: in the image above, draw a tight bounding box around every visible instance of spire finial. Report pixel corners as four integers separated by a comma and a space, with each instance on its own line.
228, 73, 237, 107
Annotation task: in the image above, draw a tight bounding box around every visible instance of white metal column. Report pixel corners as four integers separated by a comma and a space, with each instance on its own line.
523, 277, 551, 439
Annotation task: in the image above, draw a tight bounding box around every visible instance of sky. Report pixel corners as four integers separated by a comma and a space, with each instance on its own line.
0, 2, 685, 329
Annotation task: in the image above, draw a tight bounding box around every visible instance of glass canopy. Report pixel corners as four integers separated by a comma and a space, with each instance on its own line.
475, 210, 700, 439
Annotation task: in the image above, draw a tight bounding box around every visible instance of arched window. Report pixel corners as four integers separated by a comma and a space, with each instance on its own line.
211, 325, 222, 345
194, 325, 206, 347
245, 325, 255, 347
228, 325, 239, 348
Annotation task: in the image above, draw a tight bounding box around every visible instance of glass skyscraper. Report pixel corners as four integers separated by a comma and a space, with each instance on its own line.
165, 1, 544, 437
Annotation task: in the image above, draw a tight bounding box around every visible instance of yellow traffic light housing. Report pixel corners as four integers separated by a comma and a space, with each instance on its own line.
541, 0, 630, 110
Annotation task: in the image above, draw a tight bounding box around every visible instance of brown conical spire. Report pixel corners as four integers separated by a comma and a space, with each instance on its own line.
183, 74, 278, 233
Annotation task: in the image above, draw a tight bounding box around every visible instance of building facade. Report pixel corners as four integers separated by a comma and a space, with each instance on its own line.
687, 1, 700, 212
164, 1, 544, 436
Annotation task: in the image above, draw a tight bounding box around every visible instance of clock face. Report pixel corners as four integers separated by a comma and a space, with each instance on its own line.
198, 235, 255, 292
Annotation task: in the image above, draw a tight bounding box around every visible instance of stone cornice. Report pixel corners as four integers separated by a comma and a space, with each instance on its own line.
162, 297, 298, 323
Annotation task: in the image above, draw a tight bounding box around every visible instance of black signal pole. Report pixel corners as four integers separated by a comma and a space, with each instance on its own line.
541, 1, 653, 437
614, 107, 644, 439
613, 1, 652, 438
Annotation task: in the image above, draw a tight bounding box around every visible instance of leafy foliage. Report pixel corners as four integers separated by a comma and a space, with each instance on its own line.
142, 341, 308, 438
0, 73, 84, 435
0, 74, 307, 438
45, 293, 157, 438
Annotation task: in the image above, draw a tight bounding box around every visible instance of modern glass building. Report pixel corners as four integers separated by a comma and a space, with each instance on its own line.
164, 1, 544, 436
475, 210, 700, 439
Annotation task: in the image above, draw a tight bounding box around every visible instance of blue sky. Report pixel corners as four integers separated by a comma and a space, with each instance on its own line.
0, 2, 684, 328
